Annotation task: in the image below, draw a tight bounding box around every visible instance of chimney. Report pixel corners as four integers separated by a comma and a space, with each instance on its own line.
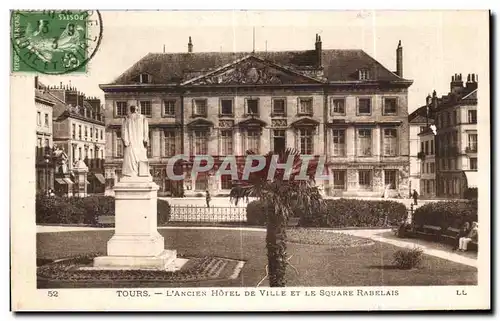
432, 90, 438, 111
450, 73, 464, 94
34, 76, 39, 89
188, 36, 193, 53
85, 97, 101, 115
65, 87, 78, 107
465, 73, 478, 92
315, 34, 322, 67
396, 40, 403, 77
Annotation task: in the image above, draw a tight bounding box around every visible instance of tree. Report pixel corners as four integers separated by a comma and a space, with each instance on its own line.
230, 148, 325, 287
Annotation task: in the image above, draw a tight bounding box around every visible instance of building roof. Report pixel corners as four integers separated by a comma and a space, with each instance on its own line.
35, 89, 57, 106
105, 49, 412, 86
409, 105, 434, 124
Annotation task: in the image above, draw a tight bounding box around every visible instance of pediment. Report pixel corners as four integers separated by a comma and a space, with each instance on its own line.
290, 117, 319, 127
186, 118, 214, 128
236, 117, 267, 128
184, 55, 323, 86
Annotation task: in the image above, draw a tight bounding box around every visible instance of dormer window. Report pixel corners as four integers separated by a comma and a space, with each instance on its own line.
133, 73, 152, 83
359, 69, 370, 80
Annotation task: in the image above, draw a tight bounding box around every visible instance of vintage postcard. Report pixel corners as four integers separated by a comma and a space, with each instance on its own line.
10, 10, 490, 311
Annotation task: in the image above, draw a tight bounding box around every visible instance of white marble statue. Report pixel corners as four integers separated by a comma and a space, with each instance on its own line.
121, 105, 149, 177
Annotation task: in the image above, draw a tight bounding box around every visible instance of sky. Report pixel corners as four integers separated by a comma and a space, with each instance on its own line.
39, 10, 489, 113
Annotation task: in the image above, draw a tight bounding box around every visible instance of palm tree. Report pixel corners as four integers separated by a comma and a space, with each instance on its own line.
230, 148, 325, 287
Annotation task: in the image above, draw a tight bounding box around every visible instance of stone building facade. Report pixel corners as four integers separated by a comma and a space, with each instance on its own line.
44, 83, 106, 195
35, 78, 55, 195
100, 36, 413, 197
434, 74, 478, 198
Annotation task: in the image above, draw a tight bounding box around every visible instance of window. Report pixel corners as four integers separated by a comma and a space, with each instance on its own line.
192, 130, 208, 155
430, 163, 435, 173
383, 128, 398, 156
332, 129, 345, 156
246, 99, 259, 115
78, 125, 82, 139
220, 99, 233, 116
468, 134, 478, 152
420, 126, 426, 133
247, 129, 260, 153
147, 131, 152, 157
84, 126, 88, 139
358, 98, 371, 115
424, 141, 429, 155
383, 98, 397, 115
359, 69, 370, 80
331, 98, 345, 115
426, 163, 430, 173
163, 100, 176, 116
193, 99, 207, 116
384, 170, 397, 189
44, 113, 49, 127
333, 170, 346, 190
72, 124, 76, 139
100, 130, 103, 140
115, 131, 123, 157
430, 140, 434, 154
470, 157, 478, 170
37, 112, 41, 126
298, 98, 313, 115
101, 150, 104, 159
447, 112, 452, 126
116, 101, 128, 117
36, 138, 42, 157
299, 128, 313, 155
468, 110, 477, 123
420, 142, 424, 153
357, 129, 372, 156
163, 130, 176, 157
455, 110, 460, 124
139, 73, 151, 83
272, 99, 286, 116
78, 147, 82, 160
358, 170, 372, 189
273, 130, 286, 154
220, 130, 233, 155
221, 175, 233, 190
85, 148, 89, 159
140, 101, 152, 117
90, 128, 93, 138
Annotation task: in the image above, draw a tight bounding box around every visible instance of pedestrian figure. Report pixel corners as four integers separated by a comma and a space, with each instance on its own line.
205, 190, 211, 208
453, 222, 471, 251
458, 222, 478, 251
412, 189, 419, 205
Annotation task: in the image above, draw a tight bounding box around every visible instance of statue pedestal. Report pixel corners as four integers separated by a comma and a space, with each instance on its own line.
94, 175, 177, 270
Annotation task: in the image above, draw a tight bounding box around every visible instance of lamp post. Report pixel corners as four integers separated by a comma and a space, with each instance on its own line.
44, 151, 51, 196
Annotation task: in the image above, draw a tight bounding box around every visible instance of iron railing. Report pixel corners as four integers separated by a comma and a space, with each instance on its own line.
170, 205, 247, 223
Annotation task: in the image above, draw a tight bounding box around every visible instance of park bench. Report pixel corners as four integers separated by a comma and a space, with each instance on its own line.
97, 215, 115, 227
441, 226, 478, 250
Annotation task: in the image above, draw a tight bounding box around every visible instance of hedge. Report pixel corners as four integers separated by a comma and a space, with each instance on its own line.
36, 195, 171, 226
412, 200, 477, 230
246, 199, 407, 228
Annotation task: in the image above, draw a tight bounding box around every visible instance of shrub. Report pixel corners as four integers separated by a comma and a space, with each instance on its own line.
464, 188, 478, 200
157, 199, 171, 225
246, 198, 407, 228
246, 200, 271, 225
36, 195, 85, 224
299, 199, 407, 228
413, 200, 477, 230
393, 247, 424, 269
36, 195, 171, 226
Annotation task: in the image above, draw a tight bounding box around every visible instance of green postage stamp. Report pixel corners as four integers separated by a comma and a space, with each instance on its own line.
10, 10, 102, 74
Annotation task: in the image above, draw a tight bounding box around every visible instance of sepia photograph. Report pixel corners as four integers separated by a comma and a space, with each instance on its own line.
10, 9, 490, 311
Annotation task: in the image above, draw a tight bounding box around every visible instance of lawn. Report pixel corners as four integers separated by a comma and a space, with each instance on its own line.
37, 228, 477, 288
